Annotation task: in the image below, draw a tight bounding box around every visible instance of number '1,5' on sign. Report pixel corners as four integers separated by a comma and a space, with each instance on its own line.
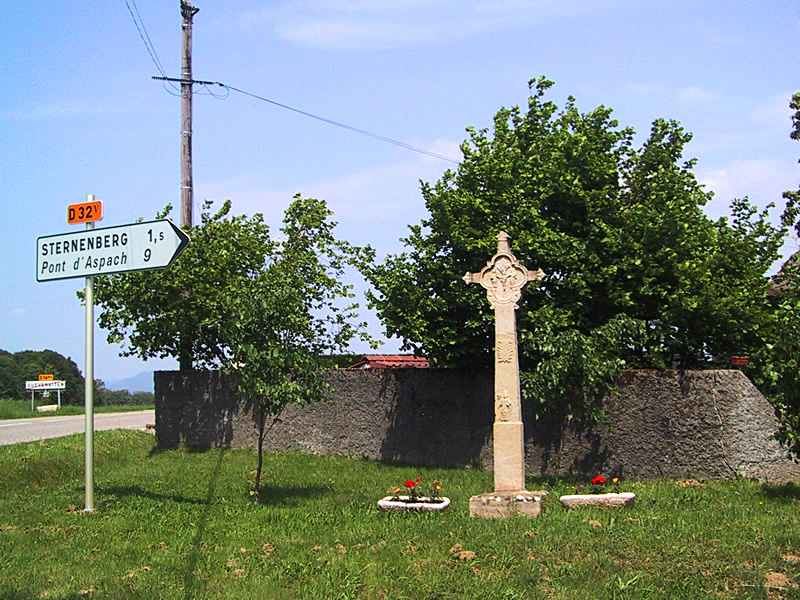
68, 200, 103, 224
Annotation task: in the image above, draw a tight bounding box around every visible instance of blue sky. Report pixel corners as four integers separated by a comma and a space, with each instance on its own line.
1, 1, 798, 382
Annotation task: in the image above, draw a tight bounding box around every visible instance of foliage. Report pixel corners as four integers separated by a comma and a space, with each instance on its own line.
361, 77, 785, 420
1, 432, 799, 600
94, 379, 153, 406
88, 200, 273, 369
222, 194, 373, 501
0, 348, 83, 405
753, 91, 800, 457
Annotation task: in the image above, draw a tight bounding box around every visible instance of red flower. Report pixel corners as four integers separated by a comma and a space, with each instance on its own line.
592, 476, 606, 485
404, 480, 415, 488
415, 478, 420, 483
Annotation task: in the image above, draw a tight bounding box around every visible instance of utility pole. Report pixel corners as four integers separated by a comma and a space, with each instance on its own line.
181, 0, 198, 230
179, 1, 198, 371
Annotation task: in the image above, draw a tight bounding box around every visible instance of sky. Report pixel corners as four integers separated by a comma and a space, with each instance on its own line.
1, 0, 798, 383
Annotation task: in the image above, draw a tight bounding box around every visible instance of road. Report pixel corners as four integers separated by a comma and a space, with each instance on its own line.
0, 410, 155, 446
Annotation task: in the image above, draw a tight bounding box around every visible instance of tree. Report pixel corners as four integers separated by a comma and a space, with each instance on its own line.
754, 91, 800, 457
11, 349, 84, 404
0, 350, 19, 400
361, 77, 784, 419
88, 200, 273, 369
222, 194, 372, 502
87, 193, 371, 497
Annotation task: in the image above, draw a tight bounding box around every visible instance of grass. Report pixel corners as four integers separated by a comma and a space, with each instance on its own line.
0, 431, 798, 600
0, 399, 153, 420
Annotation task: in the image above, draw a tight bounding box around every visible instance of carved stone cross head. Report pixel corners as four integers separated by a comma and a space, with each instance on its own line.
463, 231, 544, 309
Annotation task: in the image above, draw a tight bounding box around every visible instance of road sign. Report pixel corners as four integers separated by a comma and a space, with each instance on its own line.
38, 374, 54, 381
36, 219, 190, 282
68, 200, 103, 224
26, 380, 66, 391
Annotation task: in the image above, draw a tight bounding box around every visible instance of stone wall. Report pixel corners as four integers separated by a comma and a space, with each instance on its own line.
155, 368, 800, 481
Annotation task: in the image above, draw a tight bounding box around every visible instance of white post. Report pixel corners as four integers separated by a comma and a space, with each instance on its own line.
84, 194, 96, 513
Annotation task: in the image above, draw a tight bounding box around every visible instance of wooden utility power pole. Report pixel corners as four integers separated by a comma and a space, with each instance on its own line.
180, 0, 198, 229
179, 1, 198, 372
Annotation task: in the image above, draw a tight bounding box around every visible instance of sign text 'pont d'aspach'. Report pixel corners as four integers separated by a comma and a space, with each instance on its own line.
36, 220, 190, 282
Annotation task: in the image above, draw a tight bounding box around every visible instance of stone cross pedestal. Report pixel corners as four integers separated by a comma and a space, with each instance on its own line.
463, 231, 547, 518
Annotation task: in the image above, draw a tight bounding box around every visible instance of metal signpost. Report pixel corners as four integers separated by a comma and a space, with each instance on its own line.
36, 195, 190, 513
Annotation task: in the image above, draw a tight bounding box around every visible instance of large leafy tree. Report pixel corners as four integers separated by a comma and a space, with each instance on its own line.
222, 195, 372, 502
0, 349, 84, 404
754, 91, 800, 457
362, 77, 784, 419
89, 200, 272, 369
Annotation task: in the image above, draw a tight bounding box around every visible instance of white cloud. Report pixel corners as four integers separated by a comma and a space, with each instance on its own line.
749, 92, 794, 126
624, 82, 666, 96
275, 18, 437, 50
413, 138, 462, 164
677, 86, 718, 104
196, 145, 456, 253
320, 0, 448, 12
3, 103, 94, 120
697, 158, 790, 220
244, 0, 650, 50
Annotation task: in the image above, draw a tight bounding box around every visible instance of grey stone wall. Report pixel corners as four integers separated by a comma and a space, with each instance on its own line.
155, 368, 800, 481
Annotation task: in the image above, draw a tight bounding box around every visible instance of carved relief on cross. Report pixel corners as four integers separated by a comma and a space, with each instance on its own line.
462, 232, 544, 309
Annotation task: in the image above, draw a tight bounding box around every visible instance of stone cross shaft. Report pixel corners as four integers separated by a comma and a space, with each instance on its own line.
463, 231, 544, 492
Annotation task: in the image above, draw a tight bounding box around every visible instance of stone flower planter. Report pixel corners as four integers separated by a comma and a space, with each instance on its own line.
377, 496, 451, 512
559, 492, 636, 509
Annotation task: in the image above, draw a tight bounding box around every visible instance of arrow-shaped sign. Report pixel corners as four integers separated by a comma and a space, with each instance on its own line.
36, 219, 190, 282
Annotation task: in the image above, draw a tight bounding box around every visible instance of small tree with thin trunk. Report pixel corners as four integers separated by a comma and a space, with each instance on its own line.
223, 194, 373, 502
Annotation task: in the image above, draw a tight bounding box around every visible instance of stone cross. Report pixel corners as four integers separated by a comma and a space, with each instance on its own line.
463, 231, 544, 494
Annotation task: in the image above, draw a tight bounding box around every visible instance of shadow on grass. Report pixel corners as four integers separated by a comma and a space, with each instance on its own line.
98, 485, 210, 506
180, 448, 227, 600
254, 484, 329, 507
147, 443, 221, 458
762, 481, 800, 501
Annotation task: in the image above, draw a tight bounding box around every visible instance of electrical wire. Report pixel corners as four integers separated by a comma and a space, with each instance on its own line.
219, 83, 460, 164
124, 0, 181, 95
123, 1, 458, 162
152, 75, 460, 163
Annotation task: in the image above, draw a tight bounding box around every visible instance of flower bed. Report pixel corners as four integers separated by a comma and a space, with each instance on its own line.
379, 477, 449, 511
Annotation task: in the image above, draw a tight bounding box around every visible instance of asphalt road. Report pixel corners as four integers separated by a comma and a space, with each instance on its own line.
0, 410, 155, 446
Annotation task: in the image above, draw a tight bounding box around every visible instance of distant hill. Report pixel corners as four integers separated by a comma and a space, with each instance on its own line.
105, 372, 153, 394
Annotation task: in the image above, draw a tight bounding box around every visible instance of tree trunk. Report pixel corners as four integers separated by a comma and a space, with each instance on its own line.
253, 403, 266, 504
179, 335, 192, 371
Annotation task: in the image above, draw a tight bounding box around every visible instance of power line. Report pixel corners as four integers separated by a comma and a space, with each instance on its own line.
124, 0, 181, 95
126, 0, 460, 165
152, 76, 460, 164
223, 83, 460, 164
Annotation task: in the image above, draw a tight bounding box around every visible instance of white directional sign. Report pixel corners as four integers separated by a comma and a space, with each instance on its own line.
26, 380, 66, 391
37, 219, 190, 282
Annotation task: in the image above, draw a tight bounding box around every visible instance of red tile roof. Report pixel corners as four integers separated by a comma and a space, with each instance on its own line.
348, 355, 429, 369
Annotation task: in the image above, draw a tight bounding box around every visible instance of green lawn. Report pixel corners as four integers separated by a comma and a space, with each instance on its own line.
0, 431, 798, 599
0, 399, 153, 420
